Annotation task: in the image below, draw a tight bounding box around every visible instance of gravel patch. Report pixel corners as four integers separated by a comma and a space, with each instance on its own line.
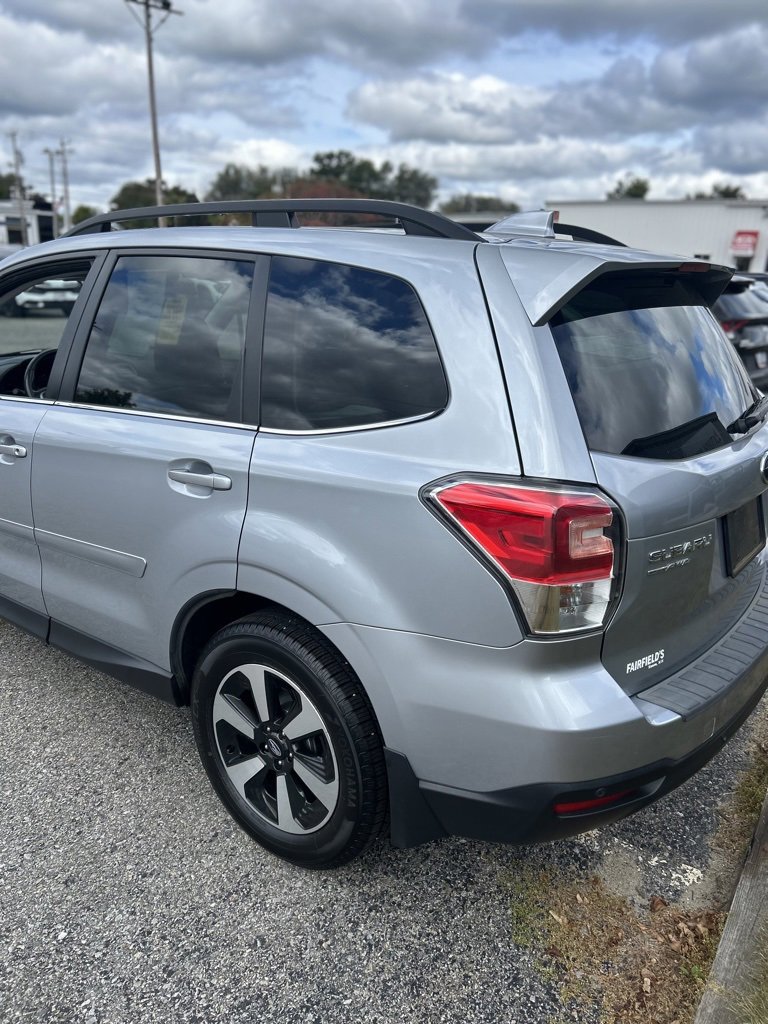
0, 620, 762, 1024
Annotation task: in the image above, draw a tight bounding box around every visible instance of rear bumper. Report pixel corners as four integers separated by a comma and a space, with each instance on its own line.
320, 561, 768, 848
387, 664, 768, 846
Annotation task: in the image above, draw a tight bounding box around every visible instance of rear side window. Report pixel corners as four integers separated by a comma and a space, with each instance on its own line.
551, 273, 755, 459
75, 255, 253, 421
261, 256, 448, 431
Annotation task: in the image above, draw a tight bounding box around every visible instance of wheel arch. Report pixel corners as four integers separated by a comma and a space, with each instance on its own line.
172, 588, 428, 851
173, 590, 297, 702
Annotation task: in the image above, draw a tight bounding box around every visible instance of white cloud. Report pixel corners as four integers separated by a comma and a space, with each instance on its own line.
0, 0, 766, 211
225, 138, 307, 170
350, 74, 550, 144
8, 0, 489, 68
651, 23, 768, 113
466, 0, 767, 45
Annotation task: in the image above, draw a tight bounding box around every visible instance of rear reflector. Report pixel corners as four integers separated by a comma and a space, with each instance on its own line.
427, 481, 619, 635
554, 789, 635, 815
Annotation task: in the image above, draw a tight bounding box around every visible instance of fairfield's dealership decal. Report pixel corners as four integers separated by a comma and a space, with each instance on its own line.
626, 650, 665, 675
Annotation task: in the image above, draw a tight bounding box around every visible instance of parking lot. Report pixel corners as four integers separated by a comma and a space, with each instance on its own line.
0, 310, 69, 356
0, 619, 764, 1024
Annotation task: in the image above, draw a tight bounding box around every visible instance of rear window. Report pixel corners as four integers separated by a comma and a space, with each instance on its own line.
551, 275, 755, 459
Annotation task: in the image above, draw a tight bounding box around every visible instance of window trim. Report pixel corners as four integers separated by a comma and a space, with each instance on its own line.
258, 408, 445, 436
56, 246, 268, 427
257, 252, 450, 434
54, 400, 260, 433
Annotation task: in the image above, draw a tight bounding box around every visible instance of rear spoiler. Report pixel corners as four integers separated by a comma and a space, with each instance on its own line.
495, 245, 733, 326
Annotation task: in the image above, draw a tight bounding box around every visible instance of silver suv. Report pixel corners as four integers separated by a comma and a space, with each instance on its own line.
1, 199, 766, 869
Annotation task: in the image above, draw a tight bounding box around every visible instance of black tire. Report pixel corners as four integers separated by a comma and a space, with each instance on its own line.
191, 611, 388, 869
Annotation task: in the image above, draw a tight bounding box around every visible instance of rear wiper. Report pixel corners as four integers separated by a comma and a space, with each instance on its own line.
727, 394, 768, 434
622, 412, 731, 459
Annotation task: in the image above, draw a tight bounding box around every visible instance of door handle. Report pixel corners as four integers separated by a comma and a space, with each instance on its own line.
168, 469, 231, 491
0, 438, 27, 458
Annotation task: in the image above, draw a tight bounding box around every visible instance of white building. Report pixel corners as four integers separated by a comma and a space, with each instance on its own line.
544, 199, 768, 272
0, 198, 54, 247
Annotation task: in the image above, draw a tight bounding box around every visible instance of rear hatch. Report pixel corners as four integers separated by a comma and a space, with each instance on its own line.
548, 267, 768, 695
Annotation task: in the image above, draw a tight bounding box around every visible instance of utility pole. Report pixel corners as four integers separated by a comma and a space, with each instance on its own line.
43, 146, 58, 238
7, 132, 28, 246
56, 138, 73, 233
125, 0, 183, 209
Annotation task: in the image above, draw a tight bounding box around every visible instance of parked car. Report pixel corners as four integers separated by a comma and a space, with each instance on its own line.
713, 275, 768, 386
0, 199, 767, 869
9, 277, 82, 317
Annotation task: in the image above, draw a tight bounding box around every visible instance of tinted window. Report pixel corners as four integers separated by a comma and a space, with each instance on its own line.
552, 304, 755, 458
75, 256, 253, 421
261, 257, 448, 430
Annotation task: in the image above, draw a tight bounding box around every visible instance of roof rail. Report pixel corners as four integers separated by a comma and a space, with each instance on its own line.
65, 199, 482, 242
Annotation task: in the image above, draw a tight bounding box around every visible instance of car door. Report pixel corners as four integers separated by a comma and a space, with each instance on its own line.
0, 254, 101, 633
30, 250, 264, 683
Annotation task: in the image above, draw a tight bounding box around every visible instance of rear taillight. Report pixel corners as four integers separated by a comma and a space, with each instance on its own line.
427, 481, 620, 635
720, 318, 748, 341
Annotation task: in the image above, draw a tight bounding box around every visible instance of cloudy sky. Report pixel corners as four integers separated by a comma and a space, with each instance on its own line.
1, 0, 767, 211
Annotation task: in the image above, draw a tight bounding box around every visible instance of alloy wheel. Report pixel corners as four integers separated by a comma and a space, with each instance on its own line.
212, 662, 340, 835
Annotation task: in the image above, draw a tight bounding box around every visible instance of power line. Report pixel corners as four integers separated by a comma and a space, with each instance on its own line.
124, 0, 183, 209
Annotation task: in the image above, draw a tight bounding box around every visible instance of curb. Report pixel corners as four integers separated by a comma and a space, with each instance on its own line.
694, 784, 768, 1023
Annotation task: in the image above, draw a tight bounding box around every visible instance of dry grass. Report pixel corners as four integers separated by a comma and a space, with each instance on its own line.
505, 705, 768, 1023
731, 928, 768, 1024
507, 867, 723, 1024
715, 719, 768, 863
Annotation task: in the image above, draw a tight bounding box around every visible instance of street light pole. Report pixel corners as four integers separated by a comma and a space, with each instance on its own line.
125, 0, 183, 209
56, 138, 73, 233
7, 132, 28, 246
43, 146, 58, 238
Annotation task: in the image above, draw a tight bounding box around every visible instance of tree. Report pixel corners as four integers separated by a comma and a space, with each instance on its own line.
440, 194, 520, 215
607, 175, 650, 200
109, 179, 202, 227
0, 171, 34, 201
205, 163, 276, 201
269, 177, 377, 225
0, 173, 18, 200
111, 178, 199, 209
309, 150, 438, 207
73, 204, 99, 224
691, 183, 746, 200
389, 165, 438, 208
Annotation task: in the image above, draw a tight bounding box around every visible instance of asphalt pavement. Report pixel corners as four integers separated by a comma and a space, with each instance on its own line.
0, 619, 763, 1024
0, 311, 68, 355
